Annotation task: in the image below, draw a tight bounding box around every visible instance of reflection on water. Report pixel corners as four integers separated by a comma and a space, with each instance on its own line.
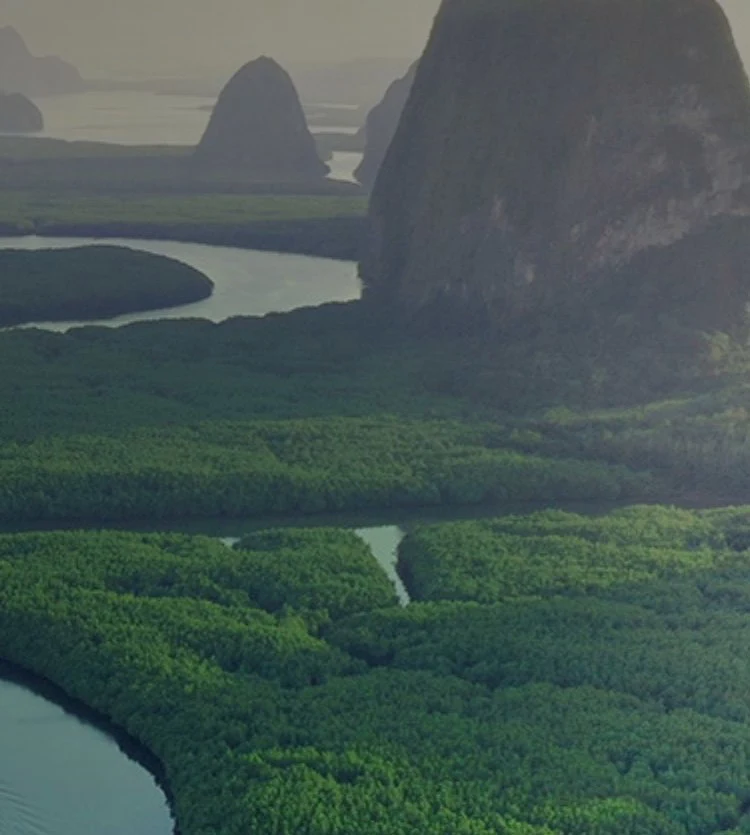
0, 236, 361, 331
0, 777, 49, 835
312, 126, 360, 135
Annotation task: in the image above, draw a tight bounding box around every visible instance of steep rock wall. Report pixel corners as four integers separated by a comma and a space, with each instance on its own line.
355, 62, 417, 189
361, 0, 750, 333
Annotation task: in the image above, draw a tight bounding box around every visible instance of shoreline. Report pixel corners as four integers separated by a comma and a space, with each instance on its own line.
3, 491, 750, 835
0, 657, 179, 835
1, 488, 748, 540
0, 216, 366, 262
0, 244, 214, 329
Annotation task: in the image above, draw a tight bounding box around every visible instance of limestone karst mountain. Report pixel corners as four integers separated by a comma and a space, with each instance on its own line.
355, 62, 418, 189
0, 26, 83, 96
0, 92, 43, 132
361, 0, 750, 335
194, 56, 329, 181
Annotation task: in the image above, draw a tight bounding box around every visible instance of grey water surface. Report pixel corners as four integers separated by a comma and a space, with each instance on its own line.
0, 673, 173, 835
0, 236, 361, 331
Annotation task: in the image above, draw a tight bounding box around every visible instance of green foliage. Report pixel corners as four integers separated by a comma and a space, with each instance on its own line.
396, 505, 739, 603
0, 246, 213, 326
6, 175, 750, 835
0, 147, 362, 195
8, 518, 750, 833
0, 300, 654, 524
0, 417, 644, 524
232, 528, 399, 621
554, 381, 750, 495
0, 192, 366, 259
0, 191, 366, 226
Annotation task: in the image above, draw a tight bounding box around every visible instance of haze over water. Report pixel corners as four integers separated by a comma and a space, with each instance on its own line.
0, 0, 747, 80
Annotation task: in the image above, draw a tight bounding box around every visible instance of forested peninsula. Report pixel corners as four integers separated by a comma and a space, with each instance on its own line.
0, 246, 213, 326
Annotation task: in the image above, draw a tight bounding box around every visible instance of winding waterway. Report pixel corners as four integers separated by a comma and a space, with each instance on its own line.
0, 234, 682, 834
0, 237, 365, 833
0, 236, 361, 331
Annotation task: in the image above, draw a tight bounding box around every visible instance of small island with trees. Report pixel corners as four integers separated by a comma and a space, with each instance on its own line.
0, 245, 213, 326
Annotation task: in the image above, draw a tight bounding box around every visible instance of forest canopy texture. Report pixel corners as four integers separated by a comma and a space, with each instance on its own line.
0, 246, 213, 326
5, 507, 750, 833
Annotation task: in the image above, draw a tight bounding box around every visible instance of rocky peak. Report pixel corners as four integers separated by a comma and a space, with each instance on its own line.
361, 0, 750, 334
0, 92, 43, 132
0, 26, 31, 61
0, 26, 82, 96
194, 56, 328, 181
355, 61, 418, 189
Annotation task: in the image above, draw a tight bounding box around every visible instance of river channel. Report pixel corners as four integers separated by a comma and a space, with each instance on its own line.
0, 236, 364, 834
0, 236, 361, 331
0, 236, 705, 835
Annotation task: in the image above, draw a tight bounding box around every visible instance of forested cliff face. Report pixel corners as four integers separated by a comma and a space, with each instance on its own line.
195, 57, 328, 181
361, 0, 750, 333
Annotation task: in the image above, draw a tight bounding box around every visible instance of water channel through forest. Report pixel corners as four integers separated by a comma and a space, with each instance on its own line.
0, 236, 718, 834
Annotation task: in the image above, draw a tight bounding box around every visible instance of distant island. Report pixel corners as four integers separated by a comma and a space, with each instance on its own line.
0, 92, 43, 133
355, 62, 417, 189
194, 56, 329, 182
0, 246, 213, 326
0, 26, 83, 96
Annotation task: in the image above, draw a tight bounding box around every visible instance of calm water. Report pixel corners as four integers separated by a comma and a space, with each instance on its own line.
19, 91, 363, 181
0, 670, 172, 835
0, 236, 361, 331
355, 527, 410, 605
32, 91, 214, 146
326, 150, 362, 183
221, 525, 410, 606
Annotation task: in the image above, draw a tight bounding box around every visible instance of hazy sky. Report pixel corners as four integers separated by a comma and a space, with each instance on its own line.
0, 0, 442, 77
1, 0, 749, 79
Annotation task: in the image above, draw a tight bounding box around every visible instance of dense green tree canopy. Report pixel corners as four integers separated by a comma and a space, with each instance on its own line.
0, 246, 213, 325
4, 508, 750, 833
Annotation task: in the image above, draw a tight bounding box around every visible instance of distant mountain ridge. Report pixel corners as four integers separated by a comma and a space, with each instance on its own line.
0, 26, 83, 96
